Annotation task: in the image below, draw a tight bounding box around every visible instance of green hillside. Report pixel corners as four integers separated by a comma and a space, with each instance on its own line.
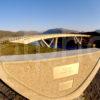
0, 42, 58, 56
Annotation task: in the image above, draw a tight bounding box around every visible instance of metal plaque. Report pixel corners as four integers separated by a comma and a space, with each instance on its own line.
53, 63, 79, 79
59, 80, 73, 91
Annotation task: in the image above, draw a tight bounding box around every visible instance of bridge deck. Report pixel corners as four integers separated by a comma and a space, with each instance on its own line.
11, 33, 91, 44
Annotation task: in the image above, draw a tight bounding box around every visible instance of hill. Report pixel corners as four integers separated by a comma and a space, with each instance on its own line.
0, 30, 40, 39
80, 31, 100, 36
43, 28, 78, 34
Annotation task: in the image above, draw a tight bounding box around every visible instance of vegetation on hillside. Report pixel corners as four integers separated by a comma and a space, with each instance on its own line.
0, 42, 59, 56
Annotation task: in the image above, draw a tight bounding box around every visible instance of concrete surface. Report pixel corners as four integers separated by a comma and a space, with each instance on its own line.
0, 48, 99, 100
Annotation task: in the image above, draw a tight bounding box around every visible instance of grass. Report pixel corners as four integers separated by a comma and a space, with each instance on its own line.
0, 42, 59, 56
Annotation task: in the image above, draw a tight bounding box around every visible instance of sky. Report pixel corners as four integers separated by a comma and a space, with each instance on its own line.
0, 0, 100, 32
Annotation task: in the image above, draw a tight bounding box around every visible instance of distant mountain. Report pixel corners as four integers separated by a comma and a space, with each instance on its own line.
43, 28, 78, 34
80, 31, 100, 36
0, 30, 17, 38
16, 31, 41, 35
95, 30, 100, 33
0, 30, 40, 39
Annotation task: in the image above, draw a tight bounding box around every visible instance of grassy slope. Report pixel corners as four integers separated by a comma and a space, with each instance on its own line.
0, 42, 58, 56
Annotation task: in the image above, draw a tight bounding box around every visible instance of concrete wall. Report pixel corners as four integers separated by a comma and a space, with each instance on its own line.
0, 48, 100, 100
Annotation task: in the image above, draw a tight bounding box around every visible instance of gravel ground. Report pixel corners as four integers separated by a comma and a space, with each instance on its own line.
0, 80, 28, 100
83, 69, 100, 100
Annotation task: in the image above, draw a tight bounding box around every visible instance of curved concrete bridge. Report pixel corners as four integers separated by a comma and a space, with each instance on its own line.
10, 33, 90, 44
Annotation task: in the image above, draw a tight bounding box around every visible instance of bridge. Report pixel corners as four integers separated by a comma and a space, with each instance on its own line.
10, 33, 90, 43
6, 33, 91, 50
